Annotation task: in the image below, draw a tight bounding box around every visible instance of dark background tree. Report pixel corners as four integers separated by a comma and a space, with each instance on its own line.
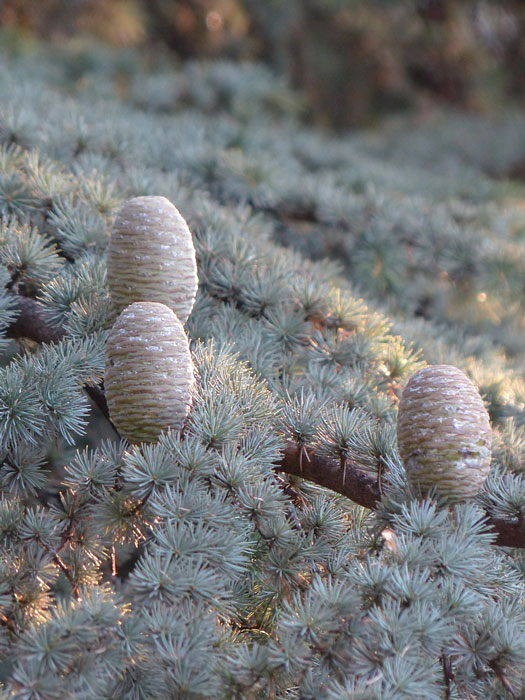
2, 0, 525, 128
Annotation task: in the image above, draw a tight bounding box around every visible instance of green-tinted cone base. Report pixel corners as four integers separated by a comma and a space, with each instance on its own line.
397, 364, 491, 502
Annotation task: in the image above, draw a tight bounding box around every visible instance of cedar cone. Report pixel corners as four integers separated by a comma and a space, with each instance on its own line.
397, 364, 491, 502
108, 196, 198, 323
105, 302, 194, 443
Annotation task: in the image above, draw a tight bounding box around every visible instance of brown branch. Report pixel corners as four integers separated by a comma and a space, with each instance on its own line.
276, 443, 525, 549
441, 653, 453, 700
50, 551, 81, 600
6, 294, 525, 549
7, 294, 112, 423
277, 443, 380, 510
485, 514, 525, 550
7, 295, 63, 344
84, 383, 110, 420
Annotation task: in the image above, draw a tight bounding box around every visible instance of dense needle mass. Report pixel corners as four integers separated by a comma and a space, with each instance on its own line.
0, 35, 523, 700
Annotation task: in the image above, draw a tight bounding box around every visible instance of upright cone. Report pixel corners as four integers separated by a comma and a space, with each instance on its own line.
397, 364, 491, 502
105, 302, 194, 443
108, 196, 198, 323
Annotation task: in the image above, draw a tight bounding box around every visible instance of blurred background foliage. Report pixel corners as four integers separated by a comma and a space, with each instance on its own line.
1, 0, 525, 129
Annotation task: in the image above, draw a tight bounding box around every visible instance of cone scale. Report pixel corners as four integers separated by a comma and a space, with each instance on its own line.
397, 364, 491, 502
108, 196, 198, 323
105, 302, 194, 443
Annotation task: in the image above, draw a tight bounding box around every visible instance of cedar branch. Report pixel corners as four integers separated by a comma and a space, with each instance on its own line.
6, 294, 525, 549
275, 444, 525, 548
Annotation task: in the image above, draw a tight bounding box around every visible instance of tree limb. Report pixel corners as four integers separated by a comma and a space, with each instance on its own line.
275, 443, 525, 549
84, 383, 110, 421
7, 295, 113, 423
7, 295, 63, 344
277, 443, 380, 510
6, 294, 525, 549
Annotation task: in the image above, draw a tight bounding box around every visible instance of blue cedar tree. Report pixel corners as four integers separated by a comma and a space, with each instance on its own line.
0, 37, 522, 699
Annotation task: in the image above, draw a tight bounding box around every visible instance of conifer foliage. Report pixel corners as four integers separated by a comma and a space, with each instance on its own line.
0, 38, 523, 698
